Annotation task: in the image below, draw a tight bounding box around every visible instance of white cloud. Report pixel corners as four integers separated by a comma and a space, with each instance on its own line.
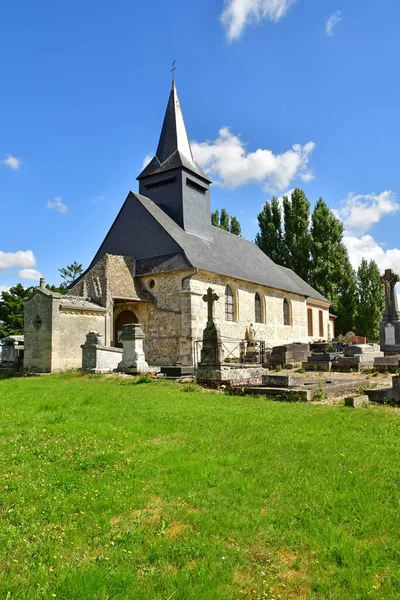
18, 268, 43, 281
221, 0, 296, 40
326, 10, 342, 37
2, 155, 21, 170
0, 250, 36, 270
191, 127, 315, 191
336, 190, 399, 235
142, 154, 153, 170
46, 196, 68, 214
344, 234, 400, 274
0, 285, 10, 295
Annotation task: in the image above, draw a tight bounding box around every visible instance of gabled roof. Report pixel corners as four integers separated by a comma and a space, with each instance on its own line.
70, 191, 329, 303
137, 82, 210, 183
130, 192, 329, 303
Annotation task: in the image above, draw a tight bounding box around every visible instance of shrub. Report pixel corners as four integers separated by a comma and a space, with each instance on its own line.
313, 386, 328, 402
181, 383, 203, 393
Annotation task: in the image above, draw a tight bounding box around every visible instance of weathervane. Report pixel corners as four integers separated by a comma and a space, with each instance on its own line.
170, 60, 177, 82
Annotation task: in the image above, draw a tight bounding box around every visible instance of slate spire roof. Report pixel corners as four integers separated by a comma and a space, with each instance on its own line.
137, 81, 211, 183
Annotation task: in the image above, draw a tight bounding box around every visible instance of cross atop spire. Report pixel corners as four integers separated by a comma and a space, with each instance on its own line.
170, 60, 177, 82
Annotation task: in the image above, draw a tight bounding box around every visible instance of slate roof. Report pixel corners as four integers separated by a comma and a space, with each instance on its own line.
131, 192, 329, 303
137, 82, 210, 183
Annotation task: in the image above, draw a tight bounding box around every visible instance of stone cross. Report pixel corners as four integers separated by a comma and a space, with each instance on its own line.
381, 269, 400, 319
202, 287, 219, 326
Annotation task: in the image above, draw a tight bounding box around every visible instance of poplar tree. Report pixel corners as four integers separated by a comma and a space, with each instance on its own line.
310, 199, 347, 303
282, 188, 311, 281
219, 209, 230, 231
211, 209, 242, 236
335, 257, 358, 335
355, 259, 385, 341
229, 216, 242, 236
255, 196, 285, 264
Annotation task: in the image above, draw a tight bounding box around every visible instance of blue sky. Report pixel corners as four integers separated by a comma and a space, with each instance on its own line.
1, 0, 400, 290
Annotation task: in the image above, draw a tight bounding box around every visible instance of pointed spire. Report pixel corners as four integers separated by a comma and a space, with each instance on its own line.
137, 81, 211, 183
155, 81, 194, 166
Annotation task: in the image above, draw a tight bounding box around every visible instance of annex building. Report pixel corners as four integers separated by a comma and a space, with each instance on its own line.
24, 82, 332, 372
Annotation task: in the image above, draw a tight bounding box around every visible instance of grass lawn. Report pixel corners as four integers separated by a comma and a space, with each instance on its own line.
1, 374, 400, 599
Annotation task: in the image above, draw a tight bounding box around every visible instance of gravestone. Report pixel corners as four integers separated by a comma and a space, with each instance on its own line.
81, 331, 122, 373
380, 269, 400, 353
198, 287, 223, 367
366, 375, 400, 404
0, 335, 24, 369
333, 343, 383, 371
117, 323, 149, 373
268, 343, 310, 369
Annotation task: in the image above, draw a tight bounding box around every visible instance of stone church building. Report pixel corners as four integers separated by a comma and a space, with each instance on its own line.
24, 82, 331, 372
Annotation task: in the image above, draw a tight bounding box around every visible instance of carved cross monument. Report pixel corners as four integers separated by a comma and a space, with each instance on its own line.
199, 287, 223, 367
203, 287, 219, 326
381, 269, 400, 320
380, 269, 400, 353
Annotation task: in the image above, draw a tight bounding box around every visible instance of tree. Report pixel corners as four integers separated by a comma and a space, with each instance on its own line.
0, 284, 34, 339
255, 196, 285, 264
58, 261, 83, 289
219, 209, 230, 231
211, 209, 242, 236
355, 259, 385, 341
211, 209, 219, 227
335, 256, 358, 335
282, 189, 311, 281
229, 216, 242, 236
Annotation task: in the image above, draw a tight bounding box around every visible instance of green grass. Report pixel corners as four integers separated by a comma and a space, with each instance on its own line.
1, 374, 400, 599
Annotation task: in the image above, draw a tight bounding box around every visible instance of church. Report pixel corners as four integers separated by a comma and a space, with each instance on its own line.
24, 81, 332, 372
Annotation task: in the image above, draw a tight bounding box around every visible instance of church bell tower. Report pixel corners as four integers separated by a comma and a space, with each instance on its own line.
137, 81, 212, 239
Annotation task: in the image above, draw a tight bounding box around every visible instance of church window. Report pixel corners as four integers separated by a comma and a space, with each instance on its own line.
307, 308, 313, 336
319, 310, 324, 337
225, 285, 234, 321
255, 293, 262, 323
186, 177, 207, 194
283, 299, 291, 326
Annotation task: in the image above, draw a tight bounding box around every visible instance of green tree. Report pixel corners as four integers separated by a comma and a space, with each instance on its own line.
282, 189, 311, 281
229, 216, 242, 236
0, 284, 34, 339
219, 209, 230, 231
335, 256, 358, 335
255, 196, 285, 264
355, 259, 385, 341
211, 209, 219, 227
211, 209, 242, 236
58, 261, 83, 289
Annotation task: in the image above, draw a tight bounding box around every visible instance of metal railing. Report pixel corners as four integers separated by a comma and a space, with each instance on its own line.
193, 337, 266, 367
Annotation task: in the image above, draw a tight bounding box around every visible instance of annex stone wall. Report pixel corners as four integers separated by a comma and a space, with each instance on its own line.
24, 288, 107, 372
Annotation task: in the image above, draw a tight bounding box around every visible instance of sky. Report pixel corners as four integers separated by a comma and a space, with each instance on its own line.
1, 0, 400, 292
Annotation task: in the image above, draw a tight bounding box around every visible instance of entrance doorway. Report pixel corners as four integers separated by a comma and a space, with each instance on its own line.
114, 310, 138, 348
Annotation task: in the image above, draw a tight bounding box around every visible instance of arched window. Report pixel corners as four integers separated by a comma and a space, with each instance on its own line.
283, 299, 291, 326
255, 293, 262, 323
319, 310, 324, 337
307, 308, 313, 336
225, 285, 234, 321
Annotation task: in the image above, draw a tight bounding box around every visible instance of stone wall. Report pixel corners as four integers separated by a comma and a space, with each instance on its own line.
187, 270, 329, 350
24, 289, 107, 372
24, 290, 54, 372
306, 301, 332, 341
137, 268, 330, 365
